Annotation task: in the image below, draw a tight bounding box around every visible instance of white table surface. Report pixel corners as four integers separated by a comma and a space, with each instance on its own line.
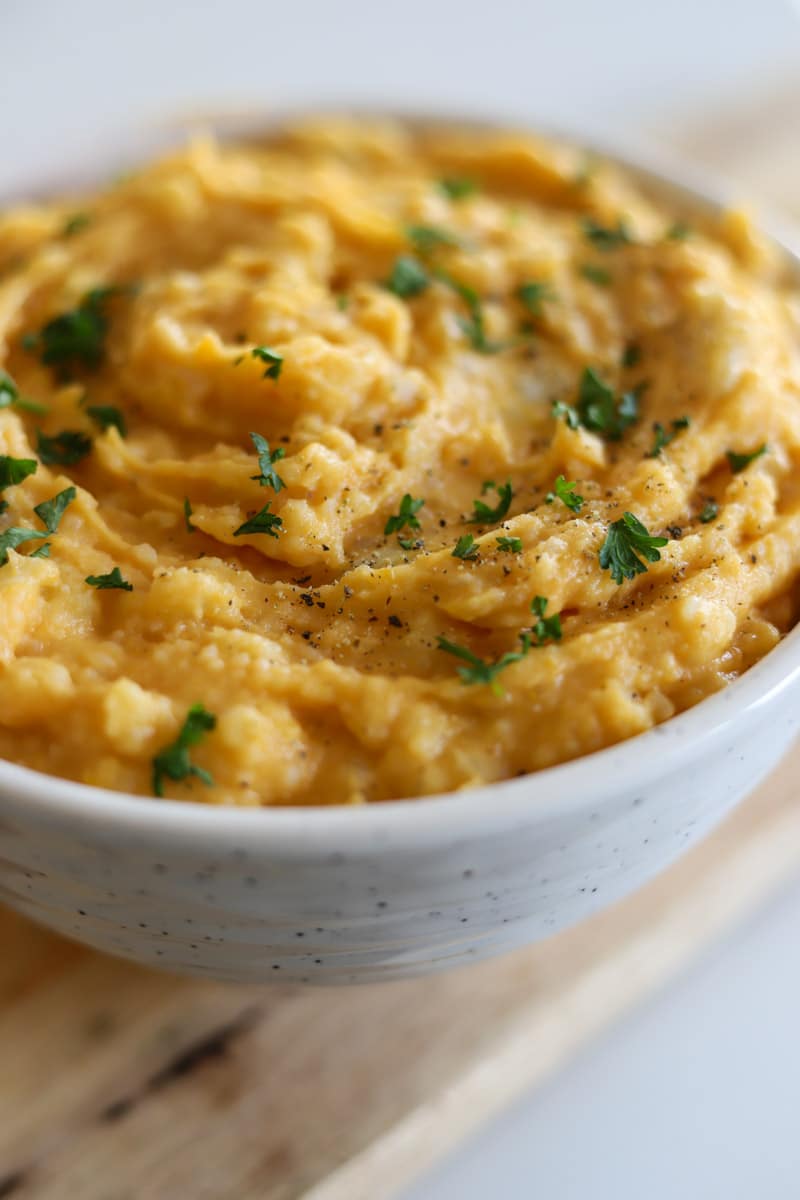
3, 3, 800, 1196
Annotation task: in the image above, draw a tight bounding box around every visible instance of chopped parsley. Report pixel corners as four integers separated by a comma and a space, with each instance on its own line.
469, 480, 513, 524
0, 456, 37, 490
581, 216, 633, 250
62, 213, 91, 237
517, 281, 556, 317
23, 286, 123, 376
0, 369, 48, 414
438, 177, 477, 201
86, 566, 133, 591
546, 474, 584, 512
433, 269, 502, 354
234, 501, 283, 539
249, 432, 286, 492
599, 511, 668, 584
385, 493, 425, 537
699, 500, 719, 524
727, 444, 767, 474
87, 404, 127, 437
336, 294, 350, 311
0, 527, 47, 565
34, 486, 76, 534
577, 367, 640, 441
151, 703, 217, 798
452, 533, 479, 560
436, 633, 531, 695
529, 595, 562, 646
183, 497, 195, 533
0, 485, 75, 566
552, 398, 580, 430
30, 542, 51, 558
251, 346, 283, 380
406, 224, 462, 254
36, 428, 92, 466
580, 263, 612, 286
385, 255, 430, 299
496, 535, 522, 553
646, 416, 690, 458
666, 220, 691, 241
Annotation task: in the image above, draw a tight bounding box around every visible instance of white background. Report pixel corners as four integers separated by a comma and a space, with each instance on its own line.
3, 3, 800, 1196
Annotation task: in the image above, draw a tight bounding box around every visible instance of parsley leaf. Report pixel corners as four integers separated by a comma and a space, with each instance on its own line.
407, 224, 461, 254
251, 346, 283, 380
439, 177, 477, 201
580, 264, 612, 286
599, 511, 668, 584
0, 369, 48, 414
433, 269, 502, 354
385, 493, 425, 537
385, 255, 430, 299
249, 432, 286, 492
36, 428, 92, 466
62, 213, 91, 237
496, 535, 522, 553
151, 703, 217, 798
529, 595, 562, 646
552, 398, 580, 430
0, 456, 37, 490
87, 404, 127, 437
582, 216, 633, 250
436, 633, 531, 695
23, 286, 123, 376
545, 474, 584, 512
699, 500, 719, 524
234, 501, 283, 539
452, 533, 479, 560
577, 367, 640, 441
183, 497, 195, 533
34, 486, 76, 533
86, 566, 133, 591
727, 444, 767, 473
470, 480, 513, 524
646, 417, 690, 458
30, 542, 50, 558
517, 281, 556, 317
0, 526, 47, 565
666, 220, 691, 241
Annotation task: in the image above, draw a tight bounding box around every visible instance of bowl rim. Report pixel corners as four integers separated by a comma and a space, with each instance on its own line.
1, 107, 799, 844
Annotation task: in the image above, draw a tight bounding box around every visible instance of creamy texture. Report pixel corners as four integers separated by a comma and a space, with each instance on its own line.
1, 118, 799, 805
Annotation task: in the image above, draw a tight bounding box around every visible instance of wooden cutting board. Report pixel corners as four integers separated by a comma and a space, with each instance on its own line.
3, 82, 800, 1200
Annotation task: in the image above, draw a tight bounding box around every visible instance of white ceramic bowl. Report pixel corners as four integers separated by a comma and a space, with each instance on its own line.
1, 117, 799, 984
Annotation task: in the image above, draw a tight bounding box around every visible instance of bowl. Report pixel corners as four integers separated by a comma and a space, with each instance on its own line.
1, 115, 799, 985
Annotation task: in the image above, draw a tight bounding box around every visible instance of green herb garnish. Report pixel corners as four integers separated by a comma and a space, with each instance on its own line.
599, 511, 668, 584
470, 480, 513, 524
622, 342, 641, 368
0, 527, 47, 565
517, 281, 556, 317
699, 500, 719, 524
0, 485, 75, 566
727, 445, 767, 474
249, 432, 286, 493
62, 213, 91, 237
87, 404, 126, 437
0, 369, 48, 414
34, 486, 76, 533
385, 255, 430, 299
23, 286, 123, 376
551, 398, 580, 430
183, 497, 195, 533
577, 367, 640, 441
496, 535, 522, 553
29, 542, 50, 558
407, 224, 461, 254
86, 566, 133, 591
529, 595, 562, 646
234, 501, 283, 539
36, 428, 92, 466
251, 346, 283, 380
545, 474, 583, 512
666, 221, 691, 241
433, 269, 502, 354
436, 633, 530, 695
0, 456, 37, 490
151, 703, 216, 798
439, 178, 477, 201
580, 263, 612, 286
646, 416, 690, 458
452, 533, 479, 560
385, 493, 425, 537
582, 216, 633, 250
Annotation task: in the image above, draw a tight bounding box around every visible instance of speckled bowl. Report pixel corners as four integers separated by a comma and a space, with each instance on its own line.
1, 117, 799, 984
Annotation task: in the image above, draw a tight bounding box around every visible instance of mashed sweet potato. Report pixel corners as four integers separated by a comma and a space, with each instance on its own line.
0, 117, 798, 804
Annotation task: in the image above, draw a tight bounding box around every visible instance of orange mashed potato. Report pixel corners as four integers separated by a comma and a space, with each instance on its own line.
0, 118, 799, 805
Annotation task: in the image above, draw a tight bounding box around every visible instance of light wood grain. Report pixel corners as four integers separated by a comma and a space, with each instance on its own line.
2, 85, 800, 1200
